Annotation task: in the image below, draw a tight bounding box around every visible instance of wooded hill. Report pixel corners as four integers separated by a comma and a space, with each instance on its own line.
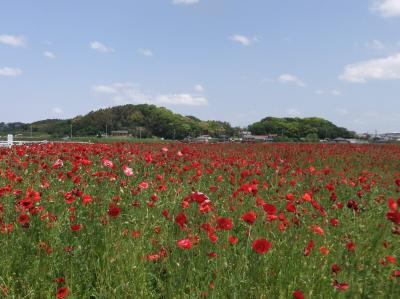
248, 117, 354, 140
1, 105, 236, 139
0, 104, 355, 140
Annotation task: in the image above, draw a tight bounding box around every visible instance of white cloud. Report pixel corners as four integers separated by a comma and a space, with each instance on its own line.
339, 53, 400, 83
366, 39, 386, 50
43, 51, 56, 59
230, 35, 251, 46
93, 83, 208, 106
90, 41, 114, 53
156, 94, 207, 106
0, 67, 22, 76
93, 83, 150, 104
286, 108, 302, 117
314, 90, 325, 95
230, 34, 260, 46
331, 90, 342, 96
365, 40, 400, 53
194, 84, 204, 92
138, 48, 153, 57
92, 85, 118, 94
278, 74, 306, 87
52, 107, 63, 115
173, 0, 199, 5
371, 0, 400, 18
0, 35, 25, 47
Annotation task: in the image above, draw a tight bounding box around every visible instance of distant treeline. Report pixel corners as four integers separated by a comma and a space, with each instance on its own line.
0, 104, 355, 140
248, 117, 355, 140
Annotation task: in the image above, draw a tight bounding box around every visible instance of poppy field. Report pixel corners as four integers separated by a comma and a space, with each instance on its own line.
0, 142, 399, 298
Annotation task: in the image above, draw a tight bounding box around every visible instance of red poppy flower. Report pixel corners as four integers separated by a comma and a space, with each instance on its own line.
228, 235, 238, 245
319, 246, 329, 255
346, 241, 355, 252
146, 253, 160, 261
386, 211, 400, 224
70, 224, 81, 232
241, 210, 257, 225
310, 225, 324, 236
81, 158, 92, 166
216, 217, 233, 230
302, 193, 312, 202
107, 206, 121, 218
330, 218, 339, 226
292, 290, 304, 299
384, 240, 390, 248
177, 238, 192, 249
52, 159, 64, 169
386, 255, 397, 264
132, 230, 141, 237
304, 240, 314, 256
286, 202, 297, 213
64, 246, 73, 253
286, 193, 295, 201
331, 264, 341, 274
199, 201, 212, 214
333, 280, 349, 290
208, 233, 218, 243
252, 239, 272, 254
19, 199, 33, 210
263, 204, 277, 215
122, 165, 134, 177
102, 158, 114, 169
139, 181, 149, 189
388, 198, 398, 211
82, 195, 92, 206
192, 192, 209, 203
175, 213, 187, 228
56, 287, 69, 298
162, 209, 170, 219
18, 213, 30, 224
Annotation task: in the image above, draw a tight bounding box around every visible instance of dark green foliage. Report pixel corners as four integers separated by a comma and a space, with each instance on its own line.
1, 106, 354, 140
0, 122, 29, 134
31, 119, 72, 137
1, 105, 236, 139
248, 117, 355, 139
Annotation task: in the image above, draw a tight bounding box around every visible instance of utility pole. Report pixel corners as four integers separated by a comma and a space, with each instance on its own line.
106, 124, 108, 137
136, 127, 143, 139
173, 128, 176, 140
30, 124, 33, 138
70, 123, 72, 139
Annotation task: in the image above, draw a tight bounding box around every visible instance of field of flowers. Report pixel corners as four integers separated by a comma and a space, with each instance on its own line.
0, 142, 399, 298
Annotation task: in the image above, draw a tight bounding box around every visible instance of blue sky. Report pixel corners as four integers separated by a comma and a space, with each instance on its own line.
1, 0, 400, 133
